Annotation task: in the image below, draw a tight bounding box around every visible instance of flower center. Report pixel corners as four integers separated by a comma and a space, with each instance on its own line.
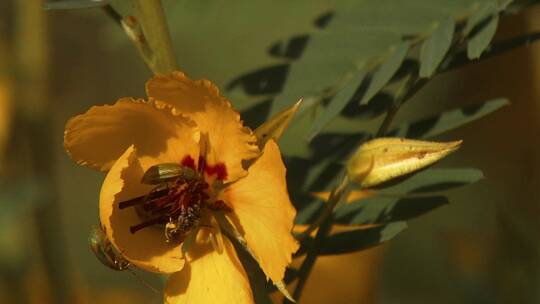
118, 155, 230, 242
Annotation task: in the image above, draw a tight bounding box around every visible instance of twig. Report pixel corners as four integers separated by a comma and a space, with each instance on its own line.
106, 0, 177, 74
376, 76, 427, 137
287, 175, 349, 303
296, 173, 349, 241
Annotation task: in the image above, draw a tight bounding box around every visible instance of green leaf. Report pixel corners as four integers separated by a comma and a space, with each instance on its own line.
419, 17, 455, 77
444, 31, 540, 72
373, 168, 484, 194
463, 1, 498, 36
273, 29, 398, 115
359, 41, 410, 105
270, 0, 486, 115
334, 195, 449, 225
295, 200, 323, 225
333, 167, 482, 225
319, 222, 407, 255
42, 0, 109, 10
389, 98, 509, 138
308, 69, 367, 140
467, 14, 499, 59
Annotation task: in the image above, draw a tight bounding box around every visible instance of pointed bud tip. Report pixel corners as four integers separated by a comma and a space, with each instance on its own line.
347, 137, 464, 187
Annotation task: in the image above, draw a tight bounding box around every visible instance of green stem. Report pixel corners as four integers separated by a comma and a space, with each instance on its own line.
110, 0, 177, 74
290, 216, 334, 303
296, 174, 349, 241
376, 76, 427, 137
134, 0, 177, 74
287, 175, 349, 303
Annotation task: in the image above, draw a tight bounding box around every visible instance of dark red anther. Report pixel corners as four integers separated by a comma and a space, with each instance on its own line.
181, 155, 196, 170
205, 163, 228, 180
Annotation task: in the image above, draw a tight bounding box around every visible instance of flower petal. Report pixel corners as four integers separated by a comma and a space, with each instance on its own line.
65, 98, 200, 171
146, 72, 259, 181
164, 231, 253, 304
100, 145, 185, 273
222, 140, 298, 282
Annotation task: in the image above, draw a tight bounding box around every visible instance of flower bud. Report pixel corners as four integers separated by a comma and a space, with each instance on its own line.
347, 138, 462, 187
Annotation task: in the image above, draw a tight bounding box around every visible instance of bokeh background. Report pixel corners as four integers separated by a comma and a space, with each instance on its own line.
0, 0, 539, 303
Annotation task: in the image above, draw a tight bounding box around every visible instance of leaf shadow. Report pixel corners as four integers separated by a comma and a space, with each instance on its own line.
226, 10, 335, 98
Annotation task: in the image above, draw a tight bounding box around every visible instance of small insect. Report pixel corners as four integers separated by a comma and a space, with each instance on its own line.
119, 163, 208, 238
164, 203, 202, 242
89, 225, 159, 294
89, 225, 130, 271
141, 163, 200, 185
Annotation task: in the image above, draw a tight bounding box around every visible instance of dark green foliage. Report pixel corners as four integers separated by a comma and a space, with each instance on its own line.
389, 98, 509, 138
320, 222, 407, 255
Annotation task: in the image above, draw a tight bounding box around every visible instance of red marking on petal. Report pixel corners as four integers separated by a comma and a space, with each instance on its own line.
181, 155, 196, 170
205, 163, 228, 180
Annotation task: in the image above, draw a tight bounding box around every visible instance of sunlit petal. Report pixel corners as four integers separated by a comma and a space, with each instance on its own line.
146, 72, 259, 181
100, 145, 185, 273
65, 98, 200, 171
164, 230, 253, 304
223, 140, 298, 282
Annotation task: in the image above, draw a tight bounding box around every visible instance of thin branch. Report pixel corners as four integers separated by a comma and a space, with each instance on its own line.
287, 175, 349, 303
106, 0, 177, 74
376, 75, 427, 137
132, 0, 177, 74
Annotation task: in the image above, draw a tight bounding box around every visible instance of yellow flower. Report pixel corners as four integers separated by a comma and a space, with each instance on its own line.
64, 72, 299, 303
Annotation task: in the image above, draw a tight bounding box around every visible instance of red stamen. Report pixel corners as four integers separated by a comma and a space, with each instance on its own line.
121, 156, 230, 236
129, 216, 167, 234
118, 189, 169, 209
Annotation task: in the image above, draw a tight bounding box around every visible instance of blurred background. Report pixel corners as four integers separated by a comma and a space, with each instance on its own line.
0, 0, 539, 303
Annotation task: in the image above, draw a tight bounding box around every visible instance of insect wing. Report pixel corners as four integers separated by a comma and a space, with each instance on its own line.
142, 163, 199, 184
141, 163, 185, 185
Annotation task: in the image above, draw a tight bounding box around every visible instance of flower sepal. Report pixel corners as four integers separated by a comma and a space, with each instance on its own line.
254, 99, 302, 148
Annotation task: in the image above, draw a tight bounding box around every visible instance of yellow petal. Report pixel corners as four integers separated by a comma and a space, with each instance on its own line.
222, 140, 298, 282
164, 233, 253, 304
146, 72, 259, 182
254, 99, 302, 148
311, 190, 376, 204
347, 138, 462, 187
100, 145, 185, 273
65, 98, 200, 172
